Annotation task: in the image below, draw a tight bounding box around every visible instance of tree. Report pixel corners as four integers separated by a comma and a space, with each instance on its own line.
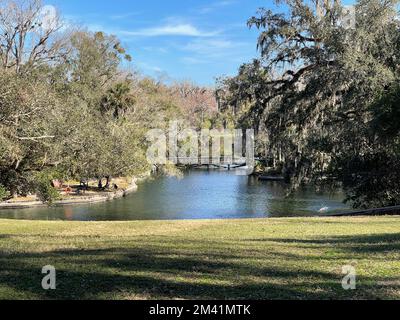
67, 31, 131, 95
0, 0, 69, 74
172, 81, 218, 129
218, 0, 400, 208
101, 81, 136, 119
0, 70, 69, 196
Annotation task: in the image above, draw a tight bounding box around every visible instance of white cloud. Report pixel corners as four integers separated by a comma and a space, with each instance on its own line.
182, 38, 247, 58
182, 57, 207, 65
180, 37, 253, 67
143, 46, 169, 54
185, 39, 235, 52
110, 12, 141, 21
198, 0, 236, 14
137, 61, 163, 73
120, 24, 218, 37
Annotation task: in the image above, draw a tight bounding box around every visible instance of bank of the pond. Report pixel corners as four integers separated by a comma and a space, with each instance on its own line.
0, 174, 151, 210
1, 216, 400, 300
326, 205, 400, 217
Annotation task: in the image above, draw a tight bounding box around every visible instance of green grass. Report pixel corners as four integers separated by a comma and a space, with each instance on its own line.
0, 216, 400, 300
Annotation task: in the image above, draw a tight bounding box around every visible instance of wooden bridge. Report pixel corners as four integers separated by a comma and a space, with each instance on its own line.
175, 156, 249, 170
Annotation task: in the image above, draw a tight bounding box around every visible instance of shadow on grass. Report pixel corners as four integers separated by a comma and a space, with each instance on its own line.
0, 234, 399, 299
248, 233, 400, 253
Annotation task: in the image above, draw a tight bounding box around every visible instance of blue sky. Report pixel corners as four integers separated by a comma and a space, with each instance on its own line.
44, 0, 357, 86
44, 0, 272, 86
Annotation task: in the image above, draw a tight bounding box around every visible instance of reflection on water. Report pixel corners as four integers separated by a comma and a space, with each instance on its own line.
0, 170, 351, 221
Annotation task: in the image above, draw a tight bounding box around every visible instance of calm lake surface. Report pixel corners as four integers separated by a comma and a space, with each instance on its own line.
0, 170, 351, 221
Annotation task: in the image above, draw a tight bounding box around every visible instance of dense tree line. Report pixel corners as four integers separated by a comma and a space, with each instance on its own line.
0, 0, 217, 203
217, 0, 400, 209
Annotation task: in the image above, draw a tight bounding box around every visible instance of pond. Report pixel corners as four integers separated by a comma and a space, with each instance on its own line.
0, 170, 352, 221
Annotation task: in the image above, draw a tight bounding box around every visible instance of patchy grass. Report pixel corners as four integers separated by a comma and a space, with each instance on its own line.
0, 216, 400, 300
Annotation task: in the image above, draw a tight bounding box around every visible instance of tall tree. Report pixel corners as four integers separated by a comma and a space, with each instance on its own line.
218, 0, 400, 208
0, 0, 69, 74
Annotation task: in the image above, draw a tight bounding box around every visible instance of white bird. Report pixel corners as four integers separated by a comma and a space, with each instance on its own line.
318, 207, 329, 213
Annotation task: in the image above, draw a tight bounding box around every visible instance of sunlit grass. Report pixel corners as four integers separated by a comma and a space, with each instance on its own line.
0, 217, 400, 300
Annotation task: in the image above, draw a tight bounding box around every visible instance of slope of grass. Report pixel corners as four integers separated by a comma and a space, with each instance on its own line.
0, 216, 400, 300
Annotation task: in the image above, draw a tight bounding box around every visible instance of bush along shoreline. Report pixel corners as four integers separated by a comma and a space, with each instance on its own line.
0, 173, 152, 209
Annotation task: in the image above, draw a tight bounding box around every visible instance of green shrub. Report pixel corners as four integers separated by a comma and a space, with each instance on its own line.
35, 171, 61, 205
36, 182, 61, 205
0, 184, 10, 202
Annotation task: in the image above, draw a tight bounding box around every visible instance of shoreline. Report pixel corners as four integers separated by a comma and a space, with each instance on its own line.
325, 205, 400, 217
0, 173, 151, 210
1, 215, 400, 224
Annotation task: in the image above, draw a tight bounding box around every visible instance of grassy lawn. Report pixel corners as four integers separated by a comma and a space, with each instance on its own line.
0, 216, 400, 300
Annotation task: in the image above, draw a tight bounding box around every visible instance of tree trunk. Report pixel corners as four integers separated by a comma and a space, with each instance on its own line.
105, 176, 111, 189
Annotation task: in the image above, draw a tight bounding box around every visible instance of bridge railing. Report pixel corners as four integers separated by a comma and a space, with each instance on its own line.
175, 156, 247, 165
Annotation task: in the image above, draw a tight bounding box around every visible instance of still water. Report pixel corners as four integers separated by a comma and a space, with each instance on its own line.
0, 170, 351, 221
